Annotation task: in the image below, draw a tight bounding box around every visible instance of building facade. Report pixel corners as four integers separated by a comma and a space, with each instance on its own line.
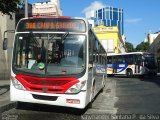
32, 0, 62, 16
0, 13, 15, 79
95, 6, 124, 35
148, 32, 160, 72
16, 3, 32, 25
148, 32, 159, 45
93, 25, 126, 54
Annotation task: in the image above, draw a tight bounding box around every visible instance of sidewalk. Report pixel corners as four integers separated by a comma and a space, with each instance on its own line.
0, 80, 15, 113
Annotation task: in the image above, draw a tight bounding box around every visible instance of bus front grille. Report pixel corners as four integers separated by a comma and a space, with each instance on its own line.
15, 74, 79, 94
32, 94, 58, 101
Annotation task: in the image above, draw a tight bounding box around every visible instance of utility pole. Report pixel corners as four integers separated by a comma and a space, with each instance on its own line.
25, 0, 28, 18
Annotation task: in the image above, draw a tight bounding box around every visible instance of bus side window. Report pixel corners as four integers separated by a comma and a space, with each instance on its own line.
135, 55, 142, 65
125, 55, 133, 64
117, 56, 124, 64
107, 56, 112, 64
89, 30, 94, 63
113, 56, 117, 63
122, 56, 125, 63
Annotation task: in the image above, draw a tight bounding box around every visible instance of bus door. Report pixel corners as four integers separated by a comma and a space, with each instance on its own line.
113, 56, 118, 74
107, 56, 114, 74
135, 54, 142, 74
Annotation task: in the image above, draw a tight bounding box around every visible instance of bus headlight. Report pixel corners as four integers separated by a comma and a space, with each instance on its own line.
11, 76, 25, 90
65, 80, 86, 94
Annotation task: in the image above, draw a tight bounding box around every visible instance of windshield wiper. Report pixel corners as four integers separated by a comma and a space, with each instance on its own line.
62, 32, 69, 40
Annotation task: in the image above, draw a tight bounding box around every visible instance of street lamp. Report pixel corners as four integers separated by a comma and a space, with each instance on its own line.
25, 0, 28, 18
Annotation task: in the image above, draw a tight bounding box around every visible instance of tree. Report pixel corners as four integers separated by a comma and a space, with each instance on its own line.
135, 42, 149, 52
0, 0, 23, 19
125, 41, 135, 52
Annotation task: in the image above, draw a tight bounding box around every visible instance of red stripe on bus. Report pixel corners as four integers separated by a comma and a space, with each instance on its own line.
15, 74, 79, 94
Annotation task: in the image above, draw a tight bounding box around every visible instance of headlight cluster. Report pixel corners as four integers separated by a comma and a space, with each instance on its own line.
11, 76, 25, 90
65, 80, 86, 94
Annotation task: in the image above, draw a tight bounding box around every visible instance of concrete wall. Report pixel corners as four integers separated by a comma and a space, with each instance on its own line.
0, 13, 15, 79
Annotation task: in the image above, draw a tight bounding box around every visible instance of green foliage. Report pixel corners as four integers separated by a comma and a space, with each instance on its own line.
125, 41, 135, 52
0, 0, 23, 19
125, 41, 149, 52
135, 42, 149, 52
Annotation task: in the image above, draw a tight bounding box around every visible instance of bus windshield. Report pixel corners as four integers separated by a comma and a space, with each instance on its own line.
13, 33, 86, 76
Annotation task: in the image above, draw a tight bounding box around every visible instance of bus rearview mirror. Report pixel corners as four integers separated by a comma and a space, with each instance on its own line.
3, 38, 8, 50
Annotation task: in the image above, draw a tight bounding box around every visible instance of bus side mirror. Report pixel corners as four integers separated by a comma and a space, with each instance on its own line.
3, 38, 8, 50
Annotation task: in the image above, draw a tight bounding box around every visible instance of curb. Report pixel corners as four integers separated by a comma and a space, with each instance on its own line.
0, 102, 15, 113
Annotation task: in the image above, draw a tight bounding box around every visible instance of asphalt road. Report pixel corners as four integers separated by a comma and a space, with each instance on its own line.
115, 75, 160, 114
2, 75, 160, 120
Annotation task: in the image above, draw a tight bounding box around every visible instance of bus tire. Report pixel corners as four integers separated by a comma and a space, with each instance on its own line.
107, 74, 114, 77
126, 69, 133, 78
90, 81, 95, 102
15, 102, 23, 109
88, 101, 93, 108
139, 75, 144, 78
15, 102, 31, 110
100, 78, 106, 93
88, 82, 95, 108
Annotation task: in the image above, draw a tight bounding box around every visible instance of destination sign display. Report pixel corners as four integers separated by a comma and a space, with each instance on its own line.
17, 18, 86, 32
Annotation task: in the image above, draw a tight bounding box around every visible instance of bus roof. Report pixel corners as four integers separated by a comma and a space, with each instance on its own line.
19, 16, 88, 23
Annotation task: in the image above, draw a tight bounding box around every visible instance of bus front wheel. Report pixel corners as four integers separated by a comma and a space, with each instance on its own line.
15, 102, 23, 109
126, 69, 133, 78
88, 82, 96, 108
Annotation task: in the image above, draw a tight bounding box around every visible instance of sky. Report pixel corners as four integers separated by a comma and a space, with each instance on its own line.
28, 0, 160, 47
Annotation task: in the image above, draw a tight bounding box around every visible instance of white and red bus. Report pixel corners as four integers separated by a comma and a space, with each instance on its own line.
3, 16, 107, 109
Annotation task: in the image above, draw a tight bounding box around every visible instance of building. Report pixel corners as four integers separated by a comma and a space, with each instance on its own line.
148, 32, 159, 45
94, 6, 124, 35
0, 13, 15, 79
32, 0, 62, 16
16, 3, 32, 25
0, 3, 32, 80
148, 32, 160, 72
93, 25, 126, 54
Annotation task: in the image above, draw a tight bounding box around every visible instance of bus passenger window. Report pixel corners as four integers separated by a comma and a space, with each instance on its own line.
107, 56, 112, 64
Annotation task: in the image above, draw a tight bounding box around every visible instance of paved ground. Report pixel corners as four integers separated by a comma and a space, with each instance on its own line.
115, 75, 160, 114
84, 78, 118, 115
0, 78, 118, 120
0, 80, 15, 114
0, 73, 160, 120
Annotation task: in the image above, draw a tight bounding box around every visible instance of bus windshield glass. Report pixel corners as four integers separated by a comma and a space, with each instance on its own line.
13, 33, 86, 76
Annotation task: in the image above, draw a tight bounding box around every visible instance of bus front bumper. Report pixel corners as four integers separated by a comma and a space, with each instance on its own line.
10, 85, 87, 109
